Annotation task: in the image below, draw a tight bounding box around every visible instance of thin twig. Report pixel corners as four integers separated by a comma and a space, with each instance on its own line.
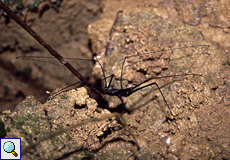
0, 1, 101, 95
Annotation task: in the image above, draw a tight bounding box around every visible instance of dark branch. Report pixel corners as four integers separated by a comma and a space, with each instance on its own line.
0, 1, 101, 95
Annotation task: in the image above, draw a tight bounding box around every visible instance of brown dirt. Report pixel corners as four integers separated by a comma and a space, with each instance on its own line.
1, 0, 230, 159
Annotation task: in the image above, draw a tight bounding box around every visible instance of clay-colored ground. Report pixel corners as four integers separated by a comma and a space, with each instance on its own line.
1, 0, 230, 159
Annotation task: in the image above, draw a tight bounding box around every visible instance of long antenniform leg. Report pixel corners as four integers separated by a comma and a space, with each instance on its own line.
82, 10, 210, 149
